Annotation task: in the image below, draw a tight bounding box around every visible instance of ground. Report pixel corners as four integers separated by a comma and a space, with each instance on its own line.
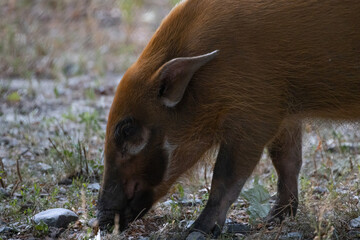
1, 1, 360, 240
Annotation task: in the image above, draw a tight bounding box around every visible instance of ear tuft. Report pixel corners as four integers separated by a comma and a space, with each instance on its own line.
157, 50, 219, 107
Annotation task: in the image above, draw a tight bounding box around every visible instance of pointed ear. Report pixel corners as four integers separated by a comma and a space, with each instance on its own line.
157, 50, 219, 107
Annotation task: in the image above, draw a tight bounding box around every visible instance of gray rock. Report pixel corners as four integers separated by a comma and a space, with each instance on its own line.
162, 199, 174, 207
348, 230, 360, 238
351, 217, 360, 228
95, 9, 121, 27
163, 199, 202, 207
87, 183, 101, 192
38, 163, 52, 172
59, 187, 67, 194
33, 208, 78, 228
0, 225, 17, 234
313, 186, 328, 195
186, 231, 206, 240
179, 199, 202, 206
13, 192, 23, 199
40, 193, 49, 198
62, 63, 79, 77
279, 232, 303, 240
0, 137, 18, 147
77, 210, 85, 216
225, 218, 233, 224
0, 188, 9, 199
226, 223, 252, 234
182, 220, 194, 229
2, 158, 16, 167
138, 237, 150, 240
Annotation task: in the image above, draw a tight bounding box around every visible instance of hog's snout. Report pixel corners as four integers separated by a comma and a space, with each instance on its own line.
96, 209, 130, 232
97, 183, 154, 232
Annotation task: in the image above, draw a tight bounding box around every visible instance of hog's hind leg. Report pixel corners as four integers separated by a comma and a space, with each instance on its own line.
266, 122, 302, 222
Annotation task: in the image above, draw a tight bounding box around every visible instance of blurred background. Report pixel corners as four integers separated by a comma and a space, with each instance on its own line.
0, 0, 179, 79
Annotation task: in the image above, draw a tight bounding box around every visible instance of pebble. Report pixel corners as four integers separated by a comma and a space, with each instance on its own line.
95, 9, 121, 28
181, 220, 194, 229
0, 188, 9, 199
0, 137, 18, 147
138, 237, 150, 240
59, 187, 67, 194
312, 186, 328, 195
87, 183, 101, 192
348, 230, 360, 238
225, 218, 233, 224
279, 232, 303, 240
2, 158, 16, 167
13, 192, 23, 199
350, 216, 360, 228
0, 225, 17, 234
186, 231, 206, 240
179, 199, 202, 206
163, 199, 202, 207
33, 208, 78, 228
226, 223, 252, 234
38, 163, 52, 172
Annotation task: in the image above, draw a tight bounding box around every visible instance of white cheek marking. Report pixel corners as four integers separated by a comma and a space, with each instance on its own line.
127, 128, 150, 155
162, 137, 178, 181
162, 97, 179, 108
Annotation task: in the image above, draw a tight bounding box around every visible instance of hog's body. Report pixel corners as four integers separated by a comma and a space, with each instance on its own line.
97, 0, 360, 236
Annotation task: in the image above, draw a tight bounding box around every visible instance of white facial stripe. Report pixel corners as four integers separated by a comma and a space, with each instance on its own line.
127, 128, 150, 155
162, 137, 178, 181
163, 138, 177, 158
162, 97, 179, 108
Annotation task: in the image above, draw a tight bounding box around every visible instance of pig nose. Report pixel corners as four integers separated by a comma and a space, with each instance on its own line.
124, 179, 139, 200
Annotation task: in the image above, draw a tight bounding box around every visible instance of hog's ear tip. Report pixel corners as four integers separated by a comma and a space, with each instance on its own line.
203, 49, 220, 61
209, 49, 220, 56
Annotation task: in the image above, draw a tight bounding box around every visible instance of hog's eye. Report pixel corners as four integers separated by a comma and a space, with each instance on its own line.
122, 123, 136, 139
115, 117, 137, 142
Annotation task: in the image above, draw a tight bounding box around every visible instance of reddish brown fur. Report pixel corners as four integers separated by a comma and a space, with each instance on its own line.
99, 0, 360, 235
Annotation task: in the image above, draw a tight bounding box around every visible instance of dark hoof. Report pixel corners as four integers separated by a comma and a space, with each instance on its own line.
264, 214, 284, 225
265, 203, 297, 225
189, 221, 223, 238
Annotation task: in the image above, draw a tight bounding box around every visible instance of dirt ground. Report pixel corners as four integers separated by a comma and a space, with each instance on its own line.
1, 1, 360, 240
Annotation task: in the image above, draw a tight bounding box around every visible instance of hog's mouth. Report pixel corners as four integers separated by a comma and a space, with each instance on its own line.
97, 207, 150, 231
97, 189, 154, 232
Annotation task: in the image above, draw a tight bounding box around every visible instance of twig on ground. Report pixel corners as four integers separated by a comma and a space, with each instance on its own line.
16, 148, 29, 183
274, 221, 283, 240
16, 159, 22, 182
10, 180, 20, 196
0, 177, 5, 188
0, 158, 6, 188
83, 144, 89, 176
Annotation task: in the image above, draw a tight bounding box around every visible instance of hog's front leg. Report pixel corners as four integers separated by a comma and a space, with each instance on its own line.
190, 140, 264, 237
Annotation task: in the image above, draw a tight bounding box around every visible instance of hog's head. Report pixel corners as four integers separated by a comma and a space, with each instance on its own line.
97, 50, 218, 231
